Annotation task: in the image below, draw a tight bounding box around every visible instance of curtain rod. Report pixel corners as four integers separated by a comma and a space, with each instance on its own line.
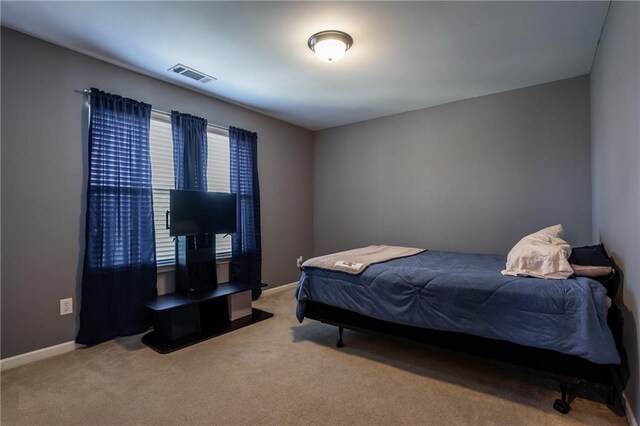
75, 88, 229, 133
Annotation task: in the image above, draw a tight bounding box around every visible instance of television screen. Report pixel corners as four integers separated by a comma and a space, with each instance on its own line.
169, 190, 237, 236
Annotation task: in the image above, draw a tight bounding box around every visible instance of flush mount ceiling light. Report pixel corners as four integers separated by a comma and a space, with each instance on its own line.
307, 30, 353, 62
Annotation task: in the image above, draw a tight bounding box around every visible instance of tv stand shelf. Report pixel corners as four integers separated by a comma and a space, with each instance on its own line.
145, 282, 257, 311
142, 282, 273, 354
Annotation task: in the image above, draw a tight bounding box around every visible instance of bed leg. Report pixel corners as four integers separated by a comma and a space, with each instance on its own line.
608, 385, 624, 414
553, 383, 572, 414
336, 326, 344, 348
601, 375, 624, 415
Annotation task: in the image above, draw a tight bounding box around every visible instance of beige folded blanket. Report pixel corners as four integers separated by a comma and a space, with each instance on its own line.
302, 245, 426, 275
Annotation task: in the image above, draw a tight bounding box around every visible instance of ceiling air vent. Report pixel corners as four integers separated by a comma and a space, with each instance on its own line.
168, 63, 216, 84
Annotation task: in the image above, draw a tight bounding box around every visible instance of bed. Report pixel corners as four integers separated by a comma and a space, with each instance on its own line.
295, 249, 623, 414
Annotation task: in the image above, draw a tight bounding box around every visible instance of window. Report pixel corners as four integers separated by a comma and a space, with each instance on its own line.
149, 111, 231, 265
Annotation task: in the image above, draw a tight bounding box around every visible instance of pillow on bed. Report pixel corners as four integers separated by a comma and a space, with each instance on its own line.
571, 264, 613, 277
569, 244, 614, 277
569, 244, 612, 266
501, 225, 574, 279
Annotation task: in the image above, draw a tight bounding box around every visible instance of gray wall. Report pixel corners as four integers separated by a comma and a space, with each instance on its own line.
314, 77, 593, 256
590, 2, 640, 423
1, 28, 314, 359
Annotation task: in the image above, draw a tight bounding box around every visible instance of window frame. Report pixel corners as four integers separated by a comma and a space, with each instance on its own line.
149, 110, 232, 268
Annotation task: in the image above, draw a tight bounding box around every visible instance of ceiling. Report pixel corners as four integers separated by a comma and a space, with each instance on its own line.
1, 1, 609, 130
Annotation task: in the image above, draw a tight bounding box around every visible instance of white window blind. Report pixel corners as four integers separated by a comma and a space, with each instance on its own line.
149, 111, 231, 265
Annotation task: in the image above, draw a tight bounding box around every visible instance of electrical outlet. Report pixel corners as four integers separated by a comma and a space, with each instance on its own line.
60, 298, 73, 316
296, 256, 304, 268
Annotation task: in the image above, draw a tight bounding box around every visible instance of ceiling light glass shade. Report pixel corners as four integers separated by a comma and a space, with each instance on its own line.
314, 39, 347, 62
307, 30, 353, 62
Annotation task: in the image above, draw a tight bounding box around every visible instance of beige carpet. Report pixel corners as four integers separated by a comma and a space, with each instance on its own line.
1, 286, 627, 425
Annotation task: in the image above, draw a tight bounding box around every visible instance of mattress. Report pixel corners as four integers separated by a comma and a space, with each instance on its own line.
295, 250, 620, 365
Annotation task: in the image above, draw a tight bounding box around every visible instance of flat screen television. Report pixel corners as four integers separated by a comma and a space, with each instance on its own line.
169, 190, 237, 237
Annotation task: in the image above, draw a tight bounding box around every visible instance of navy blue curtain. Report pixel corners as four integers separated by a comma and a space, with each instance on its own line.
171, 111, 210, 265
171, 111, 208, 191
77, 88, 157, 345
229, 127, 262, 299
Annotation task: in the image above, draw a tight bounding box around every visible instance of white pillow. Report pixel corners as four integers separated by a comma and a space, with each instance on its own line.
501, 225, 574, 279
571, 264, 613, 277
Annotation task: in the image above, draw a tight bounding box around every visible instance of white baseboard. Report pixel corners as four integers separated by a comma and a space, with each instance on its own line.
0, 282, 297, 372
263, 281, 297, 294
0, 341, 80, 372
623, 390, 638, 426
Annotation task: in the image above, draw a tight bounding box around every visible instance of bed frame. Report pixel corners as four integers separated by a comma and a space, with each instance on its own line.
302, 271, 624, 415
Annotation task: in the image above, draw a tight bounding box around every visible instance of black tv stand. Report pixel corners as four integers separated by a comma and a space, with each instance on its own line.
175, 234, 220, 292
141, 282, 273, 354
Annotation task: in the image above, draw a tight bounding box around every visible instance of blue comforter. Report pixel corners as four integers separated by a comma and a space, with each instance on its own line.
295, 250, 620, 365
